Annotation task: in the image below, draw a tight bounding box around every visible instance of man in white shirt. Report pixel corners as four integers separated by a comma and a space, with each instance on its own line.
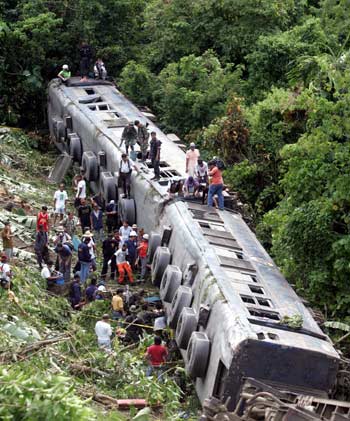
186, 142, 200, 177
119, 153, 133, 199
119, 220, 132, 246
195, 158, 208, 183
0, 254, 11, 282
75, 173, 87, 208
95, 314, 113, 350
53, 183, 68, 224
41, 261, 63, 287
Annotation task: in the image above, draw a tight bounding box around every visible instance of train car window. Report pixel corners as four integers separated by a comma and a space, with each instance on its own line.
240, 295, 256, 304
236, 252, 244, 260
267, 332, 279, 340
213, 360, 229, 399
257, 297, 272, 307
248, 308, 280, 321
85, 88, 95, 95
249, 285, 264, 294
88, 105, 97, 110
98, 104, 109, 111
257, 332, 265, 340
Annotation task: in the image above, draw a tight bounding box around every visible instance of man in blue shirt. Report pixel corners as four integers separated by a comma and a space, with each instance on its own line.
126, 231, 138, 270
85, 277, 97, 302
78, 236, 91, 283
70, 274, 82, 309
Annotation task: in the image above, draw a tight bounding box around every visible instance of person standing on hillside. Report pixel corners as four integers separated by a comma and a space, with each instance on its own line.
79, 41, 93, 82
95, 314, 113, 350
186, 143, 200, 177
1, 221, 14, 260
137, 233, 149, 282
53, 183, 68, 225
149, 131, 161, 181
78, 199, 92, 233
36, 206, 49, 232
120, 121, 137, 155
105, 200, 118, 234
101, 233, 118, 280
34, 224, 49, 269
74, 173, 86, 208
207, 160, 224, 211
115, 243, 133, 284
90, 204, 104, 242
78, 236, 92, 283
55, 242, 72, 284
135, 120, 149, 162
144, 336, 168, 378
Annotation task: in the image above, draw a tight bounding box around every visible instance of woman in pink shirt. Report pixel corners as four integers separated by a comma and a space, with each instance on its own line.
207, 160, 224, 210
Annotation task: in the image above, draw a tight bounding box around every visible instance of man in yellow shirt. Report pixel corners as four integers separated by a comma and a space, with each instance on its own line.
112, 288, 124, 320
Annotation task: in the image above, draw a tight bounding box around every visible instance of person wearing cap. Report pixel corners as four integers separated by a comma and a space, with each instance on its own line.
126, 230, 138, 270
119, 220, 132, 246
131, 224, 138, 235
90, 204, 104, 243
186, 143, 200, 177
111, 288, 124, 319
105, 200, 118, 234
70, 274, 82, 309
58, 64, 71, 83
95, 314, 113, 349
53, 225, 71, 246
120, 121, 137, 155
78, 236, 92, 283
0, 254, 12, 284
1, 221, 14, 260
115, 243, 133, 284
207, 160, 224, 211
137, 234, 149, 282
135, 120, 149, 162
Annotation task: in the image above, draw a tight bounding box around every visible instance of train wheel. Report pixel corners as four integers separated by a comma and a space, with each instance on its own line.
186, 332, 210, 378
118, 197, 136, 225
82, 151, 99, 181
151, 246, 171, 287
69, 135, 82, 163
176, 307, 197, 349
168, 285, 192, 329
147, 232, 161, 264
100, 172, 118, 203
160, 265, 182, 302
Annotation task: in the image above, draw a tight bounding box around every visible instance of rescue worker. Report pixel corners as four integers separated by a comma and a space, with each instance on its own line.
120, 121, 137, 155
126, 230, 138, 270
115, 243, 133, 284
135, 120, 149, 162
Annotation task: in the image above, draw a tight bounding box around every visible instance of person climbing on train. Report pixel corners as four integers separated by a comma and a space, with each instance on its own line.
207, 160, 224, 211
36, 206, 49, 232
126, 230, 138, 270
58, 64, 71, 83
120, 121, 137, 155
149, 131, 161, 181
79, 41, 93, 82
137, 233, 149, 282
78, 198, 92, 233
183, 176, 200, 197
186, 143, 200, 177
119, 153, 133, 199
115, 243, 133, 284
135, 120, 149, 162
94, 58, 107, 80
119, 220, 132, 246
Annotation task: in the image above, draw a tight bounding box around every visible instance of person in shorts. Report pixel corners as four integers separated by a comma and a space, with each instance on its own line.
53, 183, 68, 224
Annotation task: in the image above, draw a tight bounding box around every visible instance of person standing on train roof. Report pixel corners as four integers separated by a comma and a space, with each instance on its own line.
119, 153, 133, 199
58, 65, 71, 83
79, 41, 93, 82
195, 158, 209, 184
120, 121, 137, 155
150, 131, 161, 181
94, 58, 107, 80
135, 120, 149, 162
207, 160, 224, 211
186, 142, 200, 177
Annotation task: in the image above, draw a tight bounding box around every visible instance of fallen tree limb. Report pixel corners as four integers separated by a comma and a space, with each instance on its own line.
69, 362, 109, 377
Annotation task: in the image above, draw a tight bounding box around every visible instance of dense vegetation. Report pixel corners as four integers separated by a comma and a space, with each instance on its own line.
1, 1, 350, 320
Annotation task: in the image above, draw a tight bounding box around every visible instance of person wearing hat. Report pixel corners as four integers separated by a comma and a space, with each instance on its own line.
53, 225, 71, 247
83, 230, 97, 271
137, 234, 149, 282
58, 64, 71, 83
95, 284, 107, 300
78, 236, 92, 283
186, 142, 200, 177
126, 230, 138, 270
95, 313, 113, 350
105, 200, 118, 234
115, 243, 133, 284
120, 121, 137, 155
1, 221, 14, 260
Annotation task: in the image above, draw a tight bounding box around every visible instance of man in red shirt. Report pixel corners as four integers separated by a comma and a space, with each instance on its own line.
37, 206, 49, 232
145, 336, 168, 378
137, 233, 149, 282
207, 160, 224, 211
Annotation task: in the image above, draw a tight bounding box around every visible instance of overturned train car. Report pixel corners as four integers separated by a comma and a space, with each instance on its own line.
48, 78, 339, 410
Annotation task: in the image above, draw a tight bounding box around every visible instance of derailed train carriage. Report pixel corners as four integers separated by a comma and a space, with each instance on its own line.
48, 78, 340, 412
